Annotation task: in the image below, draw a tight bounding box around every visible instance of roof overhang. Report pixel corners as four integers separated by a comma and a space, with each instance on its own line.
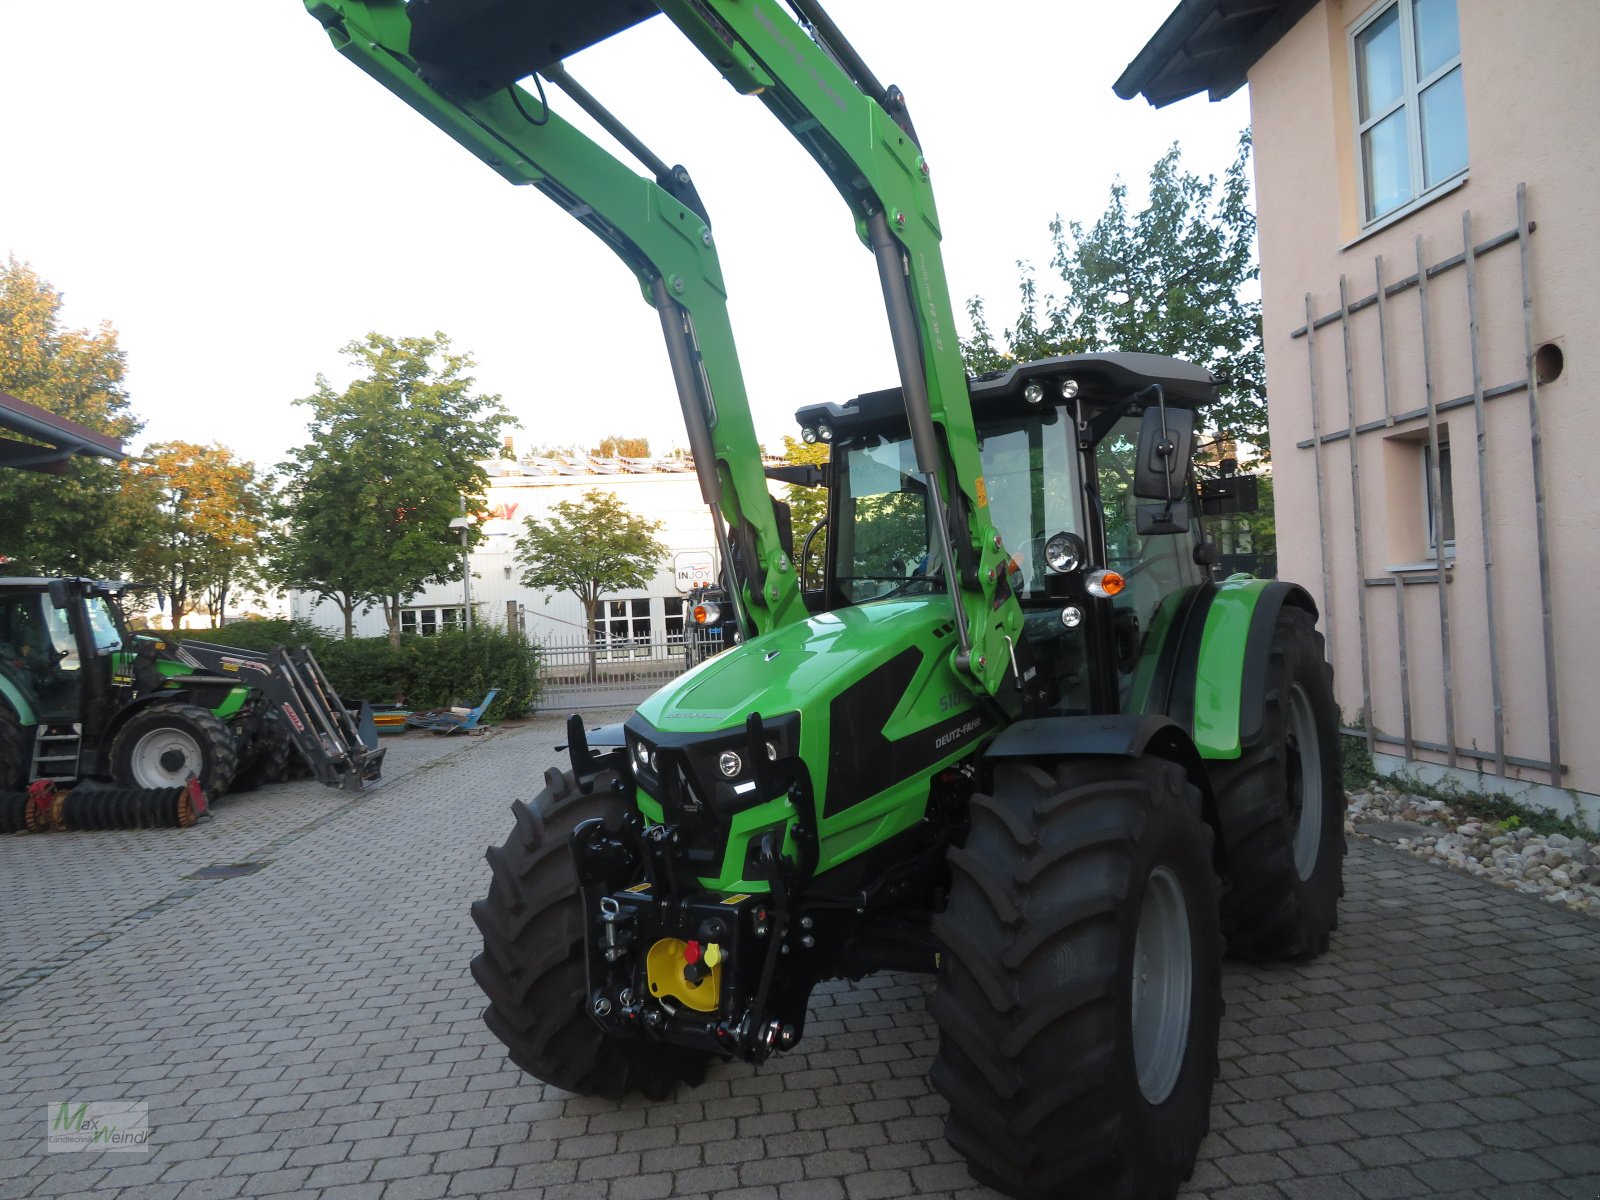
0, 391, 126, 474
1115, 0, 1317, 108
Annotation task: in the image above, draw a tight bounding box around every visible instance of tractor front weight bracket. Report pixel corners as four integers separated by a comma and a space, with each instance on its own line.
571, 816, 805, 1065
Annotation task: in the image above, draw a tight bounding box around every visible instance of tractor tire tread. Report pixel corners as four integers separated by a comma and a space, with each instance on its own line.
471, 768, 710, 1100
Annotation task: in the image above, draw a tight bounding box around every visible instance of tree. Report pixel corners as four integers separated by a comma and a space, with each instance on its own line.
123, 442, 269, 628
270, 333, 513, 644
515, 489, 665, 681
594, 435, 650, 459
964, 133, 1266, 455
778, 435, 829, 585
0, 257, 148, 577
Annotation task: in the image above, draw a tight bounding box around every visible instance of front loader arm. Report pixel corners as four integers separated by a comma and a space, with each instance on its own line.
303, 0, 805, 638
654, 0, 1023, 699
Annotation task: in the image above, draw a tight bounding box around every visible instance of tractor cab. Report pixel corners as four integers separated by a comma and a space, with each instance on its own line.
0, 578, 135, 721
795, 352, 1221, 719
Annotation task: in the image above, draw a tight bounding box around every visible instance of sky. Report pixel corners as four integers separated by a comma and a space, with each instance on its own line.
0, 1, 1248, 472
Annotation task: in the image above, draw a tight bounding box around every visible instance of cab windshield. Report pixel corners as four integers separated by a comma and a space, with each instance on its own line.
832, 408, 1083, 605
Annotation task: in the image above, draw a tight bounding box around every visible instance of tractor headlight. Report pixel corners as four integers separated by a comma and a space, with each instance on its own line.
816, 422, 834, 443
801, 427, 818, 444
1023, 381, 1045, 405
1060, 605, 1084, 628
1059, 378, 1080, 400
1044, 532, 1087, 574
718, 751, 743, 778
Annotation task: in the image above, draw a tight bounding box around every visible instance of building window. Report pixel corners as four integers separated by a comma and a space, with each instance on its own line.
1352, 0, 1467, 224
400, 606, 465, 636
663, 597, 685, 647
1422, 439, 1455, 557
592, 598, 652, 659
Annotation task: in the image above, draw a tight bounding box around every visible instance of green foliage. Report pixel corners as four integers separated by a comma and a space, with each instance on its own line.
197, 618, 330, 653
0, 256, 148, 577
593, 435, 650, 459
963, 134, 1267, 455
1341, 730, 1378, 792
123, 441, 268, 627
780, 435, 829, 585
269, 332, 514, 642
515, 489, 666, 628
175, 622, 540, 722
385, 627, 540, 721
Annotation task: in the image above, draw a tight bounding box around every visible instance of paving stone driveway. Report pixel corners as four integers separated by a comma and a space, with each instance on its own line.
2, 713, 1597, 1200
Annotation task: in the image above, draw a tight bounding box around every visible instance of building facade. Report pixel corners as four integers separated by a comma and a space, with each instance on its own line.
1120, 0, 1599, 824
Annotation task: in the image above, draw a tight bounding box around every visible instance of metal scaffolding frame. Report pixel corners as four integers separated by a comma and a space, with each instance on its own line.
1290, 184, 1562, 786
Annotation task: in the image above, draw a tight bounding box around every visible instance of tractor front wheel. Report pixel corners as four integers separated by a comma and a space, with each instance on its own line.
470, 768, 711, 1100
1210, 605, 1345, 961
110, 704, 239, 799
931, 755, 1222, 1200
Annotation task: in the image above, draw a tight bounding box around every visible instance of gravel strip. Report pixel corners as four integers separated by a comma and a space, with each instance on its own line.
1347, 779, 1600, 916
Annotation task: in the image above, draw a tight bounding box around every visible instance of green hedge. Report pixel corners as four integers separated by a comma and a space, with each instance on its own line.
173, 622, 540, 722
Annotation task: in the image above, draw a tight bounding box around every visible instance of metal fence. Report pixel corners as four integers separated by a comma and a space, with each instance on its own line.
536, 627, 730, 704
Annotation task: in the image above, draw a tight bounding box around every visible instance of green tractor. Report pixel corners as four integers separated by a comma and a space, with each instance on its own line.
305, 2, 1341, 1195
0, 576, 383, 799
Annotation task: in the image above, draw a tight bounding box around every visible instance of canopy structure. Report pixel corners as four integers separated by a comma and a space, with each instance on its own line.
0, 391, 125, 473
1114, 0, 1312, 108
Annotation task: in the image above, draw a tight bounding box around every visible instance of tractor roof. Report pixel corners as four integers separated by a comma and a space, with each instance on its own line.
795, 352, 1218, 442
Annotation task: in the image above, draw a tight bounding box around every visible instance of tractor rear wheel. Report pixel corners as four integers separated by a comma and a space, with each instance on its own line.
110, 704, 238, 799
931, 755, 1222, 1200
0, 704, 26, 791
1210, 606, 1344, 961
470, 768, 711, 1100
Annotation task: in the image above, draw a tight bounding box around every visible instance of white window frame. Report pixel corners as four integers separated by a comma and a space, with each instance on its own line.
1422, 439, 1455, 559
400, 606, 465, 636
1349, 0, 1467, 227
591, 598, 653, 661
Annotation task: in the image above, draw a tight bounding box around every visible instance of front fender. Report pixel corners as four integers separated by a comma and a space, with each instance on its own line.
982, 712, 1222, 873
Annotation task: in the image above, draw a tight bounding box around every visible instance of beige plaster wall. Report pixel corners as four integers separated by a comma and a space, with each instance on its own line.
1247, 0, 1600, 799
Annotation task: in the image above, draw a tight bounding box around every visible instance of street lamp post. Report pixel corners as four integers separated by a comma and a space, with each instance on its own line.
448, 513, 474, 631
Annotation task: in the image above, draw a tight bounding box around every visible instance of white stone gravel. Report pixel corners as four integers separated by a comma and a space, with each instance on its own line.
1346, 778, 1600, 917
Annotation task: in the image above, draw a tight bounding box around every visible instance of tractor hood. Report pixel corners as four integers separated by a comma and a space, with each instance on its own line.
637, 595, 960, 734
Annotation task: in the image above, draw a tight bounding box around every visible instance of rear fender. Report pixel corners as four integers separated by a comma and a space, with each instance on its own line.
0, 675, 36, 726
1189, 580, 1318, 759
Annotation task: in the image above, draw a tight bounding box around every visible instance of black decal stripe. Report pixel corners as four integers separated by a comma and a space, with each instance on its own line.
826, 649, 923, 817
824, 649, 993, 819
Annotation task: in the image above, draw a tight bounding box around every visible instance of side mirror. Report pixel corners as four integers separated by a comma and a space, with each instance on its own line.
1133, 403, 1195, 501
47, 579, 71, 609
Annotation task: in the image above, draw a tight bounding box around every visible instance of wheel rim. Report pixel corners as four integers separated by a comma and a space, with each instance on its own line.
130, 728, 203, 788
1286, 682, 1324, 879
1131, 865, 1192, 1105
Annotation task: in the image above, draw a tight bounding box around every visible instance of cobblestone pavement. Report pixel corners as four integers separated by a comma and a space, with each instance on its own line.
2, 713, 1597, 1200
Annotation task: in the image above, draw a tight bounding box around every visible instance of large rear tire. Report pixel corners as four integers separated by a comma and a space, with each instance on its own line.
1209, 606, 1344, 961
110, 703, 238, 799
470, 768, 711, 1100
931, 755, 1222, 1200
0, 704, 27, 791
